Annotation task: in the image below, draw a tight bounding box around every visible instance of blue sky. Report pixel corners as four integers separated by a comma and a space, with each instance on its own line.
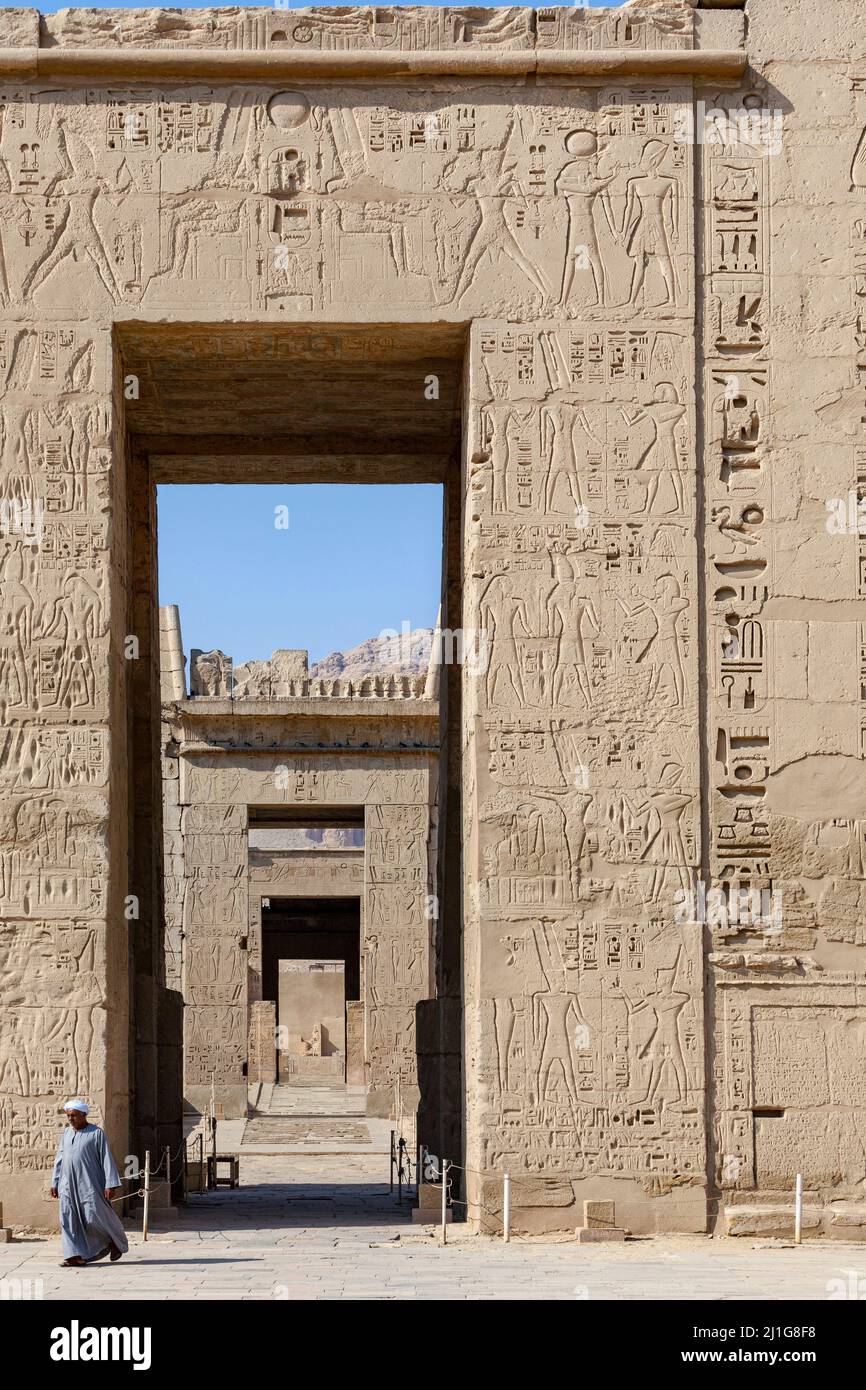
157, 484, 444, 666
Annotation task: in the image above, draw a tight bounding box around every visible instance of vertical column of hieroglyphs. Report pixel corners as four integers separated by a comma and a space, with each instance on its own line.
852, 83, 866, 804
701, 92, 776, 1201
179, 801, 249, 1116
702, 39, 866, 1218
161, 730, 184, 998
463, 66, 707, 1231
0, 80, 123, 1215
365, 796, 434, 1118
856, 89, 866, 752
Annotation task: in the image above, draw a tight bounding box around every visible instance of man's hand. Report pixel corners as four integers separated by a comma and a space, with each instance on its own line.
105, 1187, 118, 1201
50, 1187, 58, 1199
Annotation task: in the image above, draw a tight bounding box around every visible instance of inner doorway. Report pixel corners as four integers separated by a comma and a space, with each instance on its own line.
261, 897, 361, 1084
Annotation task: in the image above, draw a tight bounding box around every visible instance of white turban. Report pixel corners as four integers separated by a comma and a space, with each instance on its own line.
63, 1099, 89, 1114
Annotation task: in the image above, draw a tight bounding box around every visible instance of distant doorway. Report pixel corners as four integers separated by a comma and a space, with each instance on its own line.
262, 898, 362, 1084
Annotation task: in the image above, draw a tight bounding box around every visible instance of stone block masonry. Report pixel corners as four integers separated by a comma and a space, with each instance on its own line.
1, 3, 865, 1240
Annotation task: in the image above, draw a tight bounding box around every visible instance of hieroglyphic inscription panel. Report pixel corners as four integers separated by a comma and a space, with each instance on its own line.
0, 310, 120, 1208
465, 301, 705, 1227
365, 802, 433, 1107
0, 73, 696, 323
180, 803, 249, 1107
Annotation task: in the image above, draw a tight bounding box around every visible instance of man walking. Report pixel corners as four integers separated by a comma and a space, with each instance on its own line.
50, 1099, 129, 1268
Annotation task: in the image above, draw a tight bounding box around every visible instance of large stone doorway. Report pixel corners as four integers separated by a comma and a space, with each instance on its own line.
262, 898, 362, 1084
137, 323, 466, 1191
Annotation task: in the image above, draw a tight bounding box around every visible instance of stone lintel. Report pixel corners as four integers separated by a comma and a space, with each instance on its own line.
150, 454, 451, 487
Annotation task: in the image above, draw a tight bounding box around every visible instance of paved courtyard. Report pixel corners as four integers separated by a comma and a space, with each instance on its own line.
1, 1154, 863, 1301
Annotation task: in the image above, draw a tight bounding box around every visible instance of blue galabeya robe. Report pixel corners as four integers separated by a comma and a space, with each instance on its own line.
52, 1122, 130, 1262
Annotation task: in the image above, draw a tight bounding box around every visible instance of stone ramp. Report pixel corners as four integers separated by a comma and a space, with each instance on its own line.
240, 1082, 393, 1155
243, 1117, 371, 1146
263, 1082, 368, 1118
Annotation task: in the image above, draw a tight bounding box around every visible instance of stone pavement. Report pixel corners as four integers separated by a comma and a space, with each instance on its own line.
183, 1082, 395, 1158
1, 1154, 864, 1301
240, 1082, 394, 1155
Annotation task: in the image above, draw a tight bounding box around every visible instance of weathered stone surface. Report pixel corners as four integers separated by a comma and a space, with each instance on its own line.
1, 1, 865, 1239
584, 1199, 617, 1229
575, 1226, 626, 1243
248, 999, 277, 1086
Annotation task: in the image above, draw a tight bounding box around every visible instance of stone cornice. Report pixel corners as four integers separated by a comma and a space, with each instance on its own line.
0, 45, 747, 82
166, 697, 440, 720
176, 741, 440, 758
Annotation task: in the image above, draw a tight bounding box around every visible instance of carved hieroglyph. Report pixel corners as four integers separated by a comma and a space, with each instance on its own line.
2, 2, 866, 1237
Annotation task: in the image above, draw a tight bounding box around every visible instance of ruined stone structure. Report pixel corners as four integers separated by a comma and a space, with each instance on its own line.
2, 1, 866, 1239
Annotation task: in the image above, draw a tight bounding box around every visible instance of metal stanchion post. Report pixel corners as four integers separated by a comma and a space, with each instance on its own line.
503, 1172, 510, 1243
208, 1074, 217, 1190
142, 1151, 151, 1242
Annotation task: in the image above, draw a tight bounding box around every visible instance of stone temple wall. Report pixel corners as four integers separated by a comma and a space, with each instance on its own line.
1, 2, 866, 1237
161, 689, 440, 1122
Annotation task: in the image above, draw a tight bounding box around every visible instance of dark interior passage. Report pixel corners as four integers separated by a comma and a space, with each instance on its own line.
261, 897, 362, 1006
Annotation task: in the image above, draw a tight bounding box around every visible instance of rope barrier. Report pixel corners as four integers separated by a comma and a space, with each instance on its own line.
413, 1158, 516, 1236
105, 1174, 174, 1204
439, 1160, 489, 1180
